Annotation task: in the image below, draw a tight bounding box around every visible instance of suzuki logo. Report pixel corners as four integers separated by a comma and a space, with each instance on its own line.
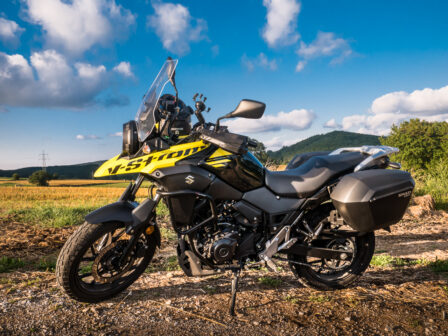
185, 175, 195, 184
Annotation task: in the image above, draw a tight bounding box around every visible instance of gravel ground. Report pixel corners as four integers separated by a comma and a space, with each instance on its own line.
0, 213, 447, 335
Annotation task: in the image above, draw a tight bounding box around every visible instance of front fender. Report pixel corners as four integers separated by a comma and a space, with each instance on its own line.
85, 201, 161, 247
85, 201, 134, 224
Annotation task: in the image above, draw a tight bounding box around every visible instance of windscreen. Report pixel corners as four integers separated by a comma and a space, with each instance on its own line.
135, 59, 178, 142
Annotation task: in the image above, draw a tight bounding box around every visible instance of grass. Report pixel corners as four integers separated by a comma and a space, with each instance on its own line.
284, 295, 299, 304
370, 254, 426, 267
441, 286, 448, 297
36, 257, 57, 272
308, 295, 331, 303
0, 181, 169, 227
159, 226, 177, 241
414, 160, 448, 210
0, 257, 25, 273
258, 276, 283, 288
9, 206, 98, 227
147, 255, 180, 273
429, 259, 448, 274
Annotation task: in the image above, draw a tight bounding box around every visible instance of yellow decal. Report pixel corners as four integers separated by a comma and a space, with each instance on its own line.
205, 148, 233, 168
94, 141, 209, 177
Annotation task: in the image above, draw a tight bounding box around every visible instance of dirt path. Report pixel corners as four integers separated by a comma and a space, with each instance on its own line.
1, 215, 447, 335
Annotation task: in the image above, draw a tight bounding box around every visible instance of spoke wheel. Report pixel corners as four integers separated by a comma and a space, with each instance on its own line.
57, 222, 158, 303
288, 204, 375, 290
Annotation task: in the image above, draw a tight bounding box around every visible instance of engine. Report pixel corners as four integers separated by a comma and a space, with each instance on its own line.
177, 201, 262, 276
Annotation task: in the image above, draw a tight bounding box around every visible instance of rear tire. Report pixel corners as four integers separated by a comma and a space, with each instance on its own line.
288, 203, 375, 290
289, 232, 375, 290
56, 221, 157, 302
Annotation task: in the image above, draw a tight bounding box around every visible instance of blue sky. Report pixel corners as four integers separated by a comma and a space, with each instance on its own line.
1, 0, 448, 169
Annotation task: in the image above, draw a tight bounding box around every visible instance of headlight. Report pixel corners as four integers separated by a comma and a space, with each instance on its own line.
122, 120, 139, 156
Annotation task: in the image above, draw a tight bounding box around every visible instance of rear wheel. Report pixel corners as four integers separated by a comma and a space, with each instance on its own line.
288, 204, 375, 290
56, 221, 157, 302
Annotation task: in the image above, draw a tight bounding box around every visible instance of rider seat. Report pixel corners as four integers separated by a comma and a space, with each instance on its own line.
265, 152, 366, 198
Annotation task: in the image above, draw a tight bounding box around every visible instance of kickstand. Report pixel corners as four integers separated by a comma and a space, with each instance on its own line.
229, 269, 240, 316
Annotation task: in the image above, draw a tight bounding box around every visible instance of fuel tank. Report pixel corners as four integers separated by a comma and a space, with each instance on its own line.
200, 149, 264, 192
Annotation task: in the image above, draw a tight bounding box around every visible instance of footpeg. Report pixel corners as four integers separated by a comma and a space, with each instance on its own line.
260, 254, 278, 272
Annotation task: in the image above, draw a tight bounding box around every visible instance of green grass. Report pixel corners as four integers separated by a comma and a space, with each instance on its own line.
9, 205, 98, 227
0, 257, 25, 273
370, 254, 426, 267
441, 286, 448, 297
36, 257, 57, 272
159, 227, 177, 241
308, 295, 331, 303
284, 295, 299, 304
258, 276, 283, 288
147, 255, 180, 273
429, 259, 448, 274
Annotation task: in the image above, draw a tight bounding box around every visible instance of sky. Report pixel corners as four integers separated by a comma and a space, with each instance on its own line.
1, 0, 448, 169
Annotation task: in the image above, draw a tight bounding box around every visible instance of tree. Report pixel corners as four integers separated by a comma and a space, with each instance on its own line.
11, 173, 20, 181
250, 139, 279, 168
52, 173, 59, 180
28, 170, 52, 186
380, 119, 448, 172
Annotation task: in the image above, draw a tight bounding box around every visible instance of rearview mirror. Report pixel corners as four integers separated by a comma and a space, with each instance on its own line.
226, 99, 265, 119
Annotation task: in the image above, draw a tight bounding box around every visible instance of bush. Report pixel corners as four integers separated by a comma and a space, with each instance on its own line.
417, 159, 448, 210
11, 173, 20, 181
380, 119, 448, 172
28, 170, 52, 186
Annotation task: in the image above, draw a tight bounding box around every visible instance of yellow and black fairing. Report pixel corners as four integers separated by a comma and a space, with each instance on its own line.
94, 140, 210, 178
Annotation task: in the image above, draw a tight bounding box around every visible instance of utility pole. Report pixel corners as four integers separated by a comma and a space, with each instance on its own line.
39, 150, 48, 171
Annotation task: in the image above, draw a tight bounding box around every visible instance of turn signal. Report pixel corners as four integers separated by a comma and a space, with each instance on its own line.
146, 226, 155, 235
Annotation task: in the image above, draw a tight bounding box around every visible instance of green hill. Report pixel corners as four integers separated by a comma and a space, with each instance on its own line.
0, 161, 106, 179
268, 130, 381, 163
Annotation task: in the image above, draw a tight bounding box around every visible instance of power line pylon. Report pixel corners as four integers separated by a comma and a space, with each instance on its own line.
39, 150, 49, 171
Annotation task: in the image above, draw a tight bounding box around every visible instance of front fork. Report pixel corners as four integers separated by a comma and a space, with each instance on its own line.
119, 174, 161, 264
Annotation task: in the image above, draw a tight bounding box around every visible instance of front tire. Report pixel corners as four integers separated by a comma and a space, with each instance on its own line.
56, 221, 157, 302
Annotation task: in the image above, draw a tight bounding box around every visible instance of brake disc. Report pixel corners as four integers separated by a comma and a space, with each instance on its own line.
92, 240, 135, 284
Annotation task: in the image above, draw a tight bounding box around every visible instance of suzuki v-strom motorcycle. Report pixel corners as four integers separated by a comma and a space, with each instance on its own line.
56, 59, 415, 315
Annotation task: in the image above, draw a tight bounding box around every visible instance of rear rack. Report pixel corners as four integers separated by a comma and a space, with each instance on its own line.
329, 145, 399, 172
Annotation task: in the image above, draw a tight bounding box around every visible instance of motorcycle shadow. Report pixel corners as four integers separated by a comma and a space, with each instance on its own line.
124, 262, 440, 304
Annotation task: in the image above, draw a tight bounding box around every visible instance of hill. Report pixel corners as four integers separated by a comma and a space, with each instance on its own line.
267, 130, 381, 163
0, 161, 106, 179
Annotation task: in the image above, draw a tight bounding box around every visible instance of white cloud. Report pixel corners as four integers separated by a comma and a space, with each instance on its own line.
109, 132, 123, 137
335, 85, 448, 135
295, 60, 306, 72
371, 85, 448, 116
76, 134, 101, 140
262, 0, 300, 48
147, 2, 207, 56
242, 53, 278, 71
296, 31, 352, 71
224, 108, 315, 133
263, 136, 303, 150
26, 0, 135, 55
0, 17, 24, 45
113, 61, 134, 78
0, 50, 129, 108
323, 118, 341, 129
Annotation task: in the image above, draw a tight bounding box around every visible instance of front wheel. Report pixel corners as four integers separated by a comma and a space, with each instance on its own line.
56, 221, 157, 302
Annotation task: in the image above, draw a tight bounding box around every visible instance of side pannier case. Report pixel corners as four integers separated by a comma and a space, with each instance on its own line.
331, 170, 415, 232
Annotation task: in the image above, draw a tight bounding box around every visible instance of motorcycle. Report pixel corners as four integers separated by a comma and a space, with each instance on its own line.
56, 58, 415, 315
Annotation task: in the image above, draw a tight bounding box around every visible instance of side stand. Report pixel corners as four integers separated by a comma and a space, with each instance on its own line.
229, 269, 240, 316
